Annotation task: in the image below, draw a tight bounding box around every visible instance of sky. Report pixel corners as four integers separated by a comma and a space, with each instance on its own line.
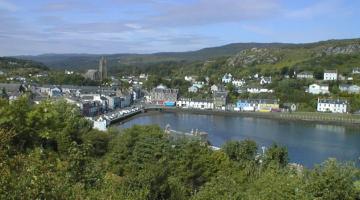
0, 0, 359, 56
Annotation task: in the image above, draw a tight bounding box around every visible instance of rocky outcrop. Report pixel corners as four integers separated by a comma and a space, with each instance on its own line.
321, 44, 360, 56
227, 48, 280, 67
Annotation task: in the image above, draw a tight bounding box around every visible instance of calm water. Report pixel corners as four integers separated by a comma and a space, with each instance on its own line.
117, 112, 360, 167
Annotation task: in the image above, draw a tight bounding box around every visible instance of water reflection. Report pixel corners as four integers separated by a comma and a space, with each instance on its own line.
118, 112, 360, 167
315, 124, 346, 133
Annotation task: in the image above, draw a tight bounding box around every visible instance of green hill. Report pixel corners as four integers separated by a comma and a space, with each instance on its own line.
224, 38, 360, 76
0, 57, 48, 71
15, 43, 291, 70
14, 38, 360, 77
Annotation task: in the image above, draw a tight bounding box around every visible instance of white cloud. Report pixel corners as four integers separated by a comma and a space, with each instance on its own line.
125, 23, 143, 29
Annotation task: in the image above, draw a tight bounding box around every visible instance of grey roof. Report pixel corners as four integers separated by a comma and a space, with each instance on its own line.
298, 71, 313, 75
81, 96, 94, 100
0, 83, 22, 92
318, 99, 347, 104
339, 84, 350, 88
238, 99, 278, 104
324, 70, 338, 73
214, 91, 228, 98
178, 98, 213, 103
315, 83, 329, 87
152, 87, 178, 93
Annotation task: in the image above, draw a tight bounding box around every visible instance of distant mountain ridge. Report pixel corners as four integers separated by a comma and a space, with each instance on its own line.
14, 43, 293, 70
0, 57, 48, 71
226, 39, 360, 69
14, 38, 360, 71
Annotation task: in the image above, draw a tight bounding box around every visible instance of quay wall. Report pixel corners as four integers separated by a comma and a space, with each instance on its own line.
109, 105, 360, 126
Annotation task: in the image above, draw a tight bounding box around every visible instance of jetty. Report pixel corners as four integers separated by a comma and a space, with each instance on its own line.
92, 107, 143, 130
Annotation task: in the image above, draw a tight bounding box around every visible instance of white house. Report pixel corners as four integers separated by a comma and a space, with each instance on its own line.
307, 84, 329, 94
323, 70, 338, 81
38, 85, 63, 97
81, 94, 109, 110
49, 86, 63, 97
192, 81, 205, 89
297, 71, 313, 79
139, 74, 148, 80
210, 84, 218, 93
188, 86, 199, 93
93, 117, 108, 131
210, 84, 225, 93
65, 70, 74, 75
232, 79, 246, 87
352, 68, 360, 74
247, 87, 273, 94
317, 99, 348, 113
184, 76, 197, 82
260, 76, 272, 85
177, 99, 214, 110
339, 84, 360, 94
222, 73, 233, 83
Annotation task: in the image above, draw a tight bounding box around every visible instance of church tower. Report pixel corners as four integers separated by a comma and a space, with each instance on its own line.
99, 56, 107, 81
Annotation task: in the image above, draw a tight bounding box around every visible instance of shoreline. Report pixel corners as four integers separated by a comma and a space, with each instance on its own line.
112, 107, 360, 128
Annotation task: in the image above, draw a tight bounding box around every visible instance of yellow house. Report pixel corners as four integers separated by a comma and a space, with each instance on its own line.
257, 99, 279, 112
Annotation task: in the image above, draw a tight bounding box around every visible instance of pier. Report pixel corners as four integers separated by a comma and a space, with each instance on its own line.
92, 107, 143, 130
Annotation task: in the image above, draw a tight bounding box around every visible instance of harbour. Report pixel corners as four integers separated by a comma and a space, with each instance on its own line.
116, 111, 360, 167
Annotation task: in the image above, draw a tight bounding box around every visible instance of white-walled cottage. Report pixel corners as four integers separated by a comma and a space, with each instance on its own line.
323, 70, 338, 81
317, 99, 347, 113
307, 84, 329, 94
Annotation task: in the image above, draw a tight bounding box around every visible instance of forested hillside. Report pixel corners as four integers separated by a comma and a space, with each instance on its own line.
0, 97, 359, 199
15, 43, 291, 70
14, 39, 360, 76
0, 57, 48, 71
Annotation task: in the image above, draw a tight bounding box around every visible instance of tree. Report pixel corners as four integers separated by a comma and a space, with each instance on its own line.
82, 129, 112, 157
222, 140, 258, 163
0, 88, 8, 99
245, 168, 309, 200
263, 144, 289, 168
1, 98, 360, 199
305, 159, 359, 200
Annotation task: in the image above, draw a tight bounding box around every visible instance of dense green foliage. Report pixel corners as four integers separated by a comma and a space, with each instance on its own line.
0, 57, 49, 80
0, 57, 48, 71
36, 72, 100, 86
0, 97, 359, 199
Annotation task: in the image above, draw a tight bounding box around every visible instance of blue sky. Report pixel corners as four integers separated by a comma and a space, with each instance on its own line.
0, 0, 359, 56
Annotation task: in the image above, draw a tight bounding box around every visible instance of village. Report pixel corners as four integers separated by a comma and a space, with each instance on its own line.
0, 69, 358, 115
147, 68, 360, 114
1, 57, 360, 119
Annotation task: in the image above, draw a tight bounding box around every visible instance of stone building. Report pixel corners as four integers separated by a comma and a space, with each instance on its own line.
83, 57, 107, 81
99, 56, 107, 81
149, 84, 179, 105
213, 91, 228, 110
84, 69, 99, 81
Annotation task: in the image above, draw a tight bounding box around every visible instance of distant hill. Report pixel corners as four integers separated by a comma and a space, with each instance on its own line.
0, 57, 49, 71
14, 38, 360, 74
15, 43, 292, 70
226, 39, 360, 72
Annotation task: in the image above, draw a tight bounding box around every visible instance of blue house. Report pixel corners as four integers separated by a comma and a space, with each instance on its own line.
236, 100, 251, 109
236, 99, 258, 111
